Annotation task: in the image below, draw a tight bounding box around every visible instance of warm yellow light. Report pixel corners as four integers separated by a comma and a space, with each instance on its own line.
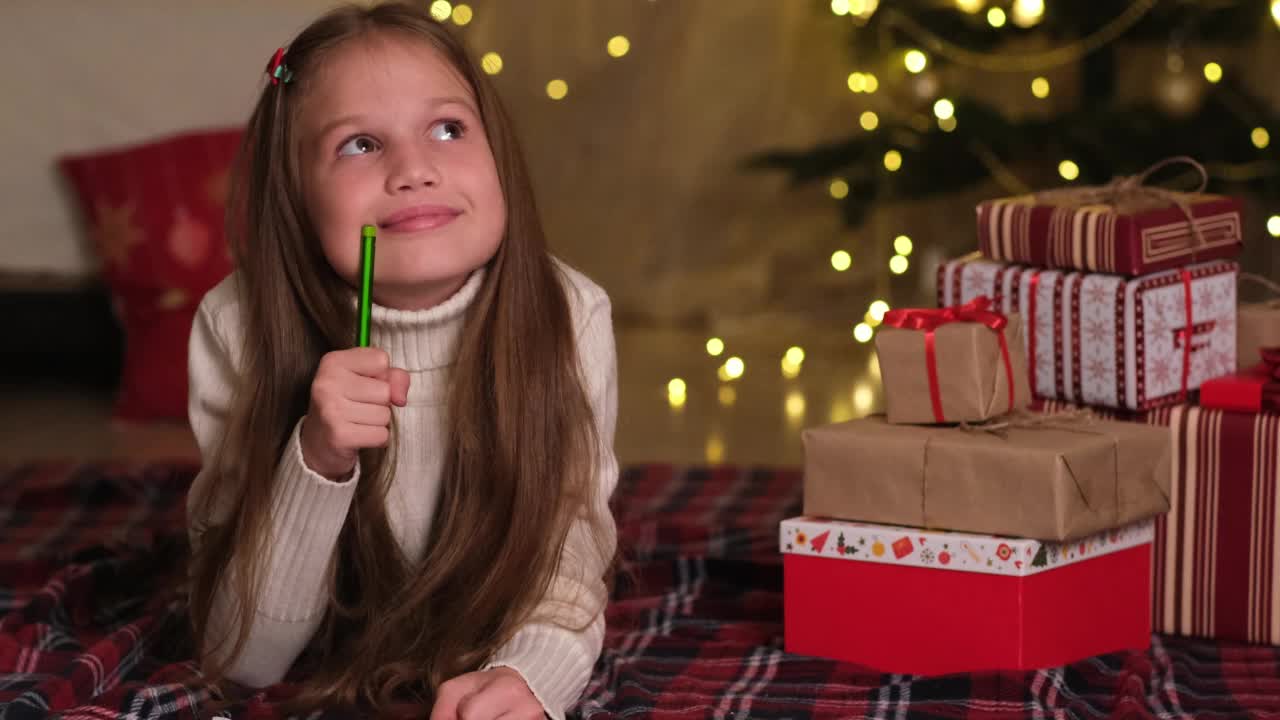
848, 0, 879, 18
1253, 127, 1270, 149
868, 352, 881, 379
1059, 159, 1080, 181
889, 255, 909, 274
1273, 0, 1280, 25
706, 337, 725, 356
829, 399, 854, 424
853, 323, 873, 343
987, 7, 1007, 27
781, 358, 802, 379
893, 235, 913, 255
718, 385, 736, 407
1268, 215, 1280, 237
451, 4, 473, 25
883, 149, 903, 171
864, 311, 881, 327
607, 35, 631, 58
480, 52, 503, 75
829, 178, 850, 199
429, 0, 452, 21
1012, 0, 1043, 27
705, 433, 725, 464
785, 346, 806, 365
860, 110, 879, 131
853, 383, 874, 412
868, 299, 890, 321
831, 0, 851, 15
667, 378, 686, 396
546, 79, 568, 100
864, 74, 879, 93
847, 72, 866, 93
725, 356, 745, 379
1204, 62, 1223, 83
933, 99, 955, 120
956, 0, 984, 14
938, 116, 957, 132
717, 364, 732, 382
904, 50, 928, 74
785, 391, 807, 421
831, 250, 852, 272
1031, 77, 1050, 98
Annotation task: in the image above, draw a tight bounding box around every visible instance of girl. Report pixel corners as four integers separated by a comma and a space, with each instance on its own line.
185, 3, 618, 719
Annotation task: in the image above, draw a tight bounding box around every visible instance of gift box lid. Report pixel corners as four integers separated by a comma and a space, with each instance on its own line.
780, 516, 1153, 577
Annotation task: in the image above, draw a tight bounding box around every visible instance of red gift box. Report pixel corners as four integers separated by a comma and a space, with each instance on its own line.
976, 187, 1242, 276
938, 257, 1238, 411
1037, 400, 1280, 645
780, 517, 1153, 674
1201, 348, 1280, 412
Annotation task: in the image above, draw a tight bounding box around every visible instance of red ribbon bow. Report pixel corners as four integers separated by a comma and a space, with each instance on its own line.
883, 296, 1017, 423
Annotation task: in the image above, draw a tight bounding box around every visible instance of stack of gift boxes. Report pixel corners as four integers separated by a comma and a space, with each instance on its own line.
781, 158, 1280, 674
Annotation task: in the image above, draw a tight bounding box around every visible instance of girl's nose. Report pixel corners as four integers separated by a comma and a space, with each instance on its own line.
386, 144, 441, 191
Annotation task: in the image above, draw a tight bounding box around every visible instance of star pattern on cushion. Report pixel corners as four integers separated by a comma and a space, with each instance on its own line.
168, 206, 212, 269
92, 200, 144, 270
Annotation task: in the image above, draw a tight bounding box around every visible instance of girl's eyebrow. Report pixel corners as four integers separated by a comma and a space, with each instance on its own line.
313, 97, 479, 142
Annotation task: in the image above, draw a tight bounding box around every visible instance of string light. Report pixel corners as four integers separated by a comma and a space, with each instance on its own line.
938, 116, 957, 132
718, 386, 736, 407
987, 7, 1007, 27
451, 4, 473, 25
1253, 127, 1270, 149
607, 36, 631, 58
829, 178, 850, 199
1203, 62, 1223, 83
1011, 0, 1044, 28
933, 98, 955, 120
705, 433, 725, 463
864, 311, 881, 327
706, 337, 725, 356
956, 0, 984, 14
1031, 77, 1050, 98
667, 378, 687, 409
785, 391, 807, 422
831, 0, 851, 15
1268, 215, 1280, 236
785, 346, 806, 365
860, 110, 880, 130
889, 255, 909, 274
430, 0, 452, 21
847, 73, 866, 92
883, 150, 903, 171
864, 74, 879, 92
853, 323, 873, 343
1059, 159, 1080, 181
849, 0, 879, 20
480, 52, 503, 75
1273, 0, 1280, 27
831, 250, 852, 271
546, 79, 568, 99
904, 49, 928, 73
781, 357, 802, 379
868, 300, 890, 321
893, 235, 913, 255
724, 356, 745, 380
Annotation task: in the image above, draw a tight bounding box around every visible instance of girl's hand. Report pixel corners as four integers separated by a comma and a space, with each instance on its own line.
299, 347, 410, 481
428, 667, 544, 720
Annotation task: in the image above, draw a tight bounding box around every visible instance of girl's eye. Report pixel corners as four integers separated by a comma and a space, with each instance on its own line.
429, 120, 466, 142
338, 135, 380, 156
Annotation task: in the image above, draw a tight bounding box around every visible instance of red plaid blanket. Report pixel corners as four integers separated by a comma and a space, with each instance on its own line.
0, 462, 1278, 719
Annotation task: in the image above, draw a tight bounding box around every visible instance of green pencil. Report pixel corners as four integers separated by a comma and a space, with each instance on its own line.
357, 224, 376, 347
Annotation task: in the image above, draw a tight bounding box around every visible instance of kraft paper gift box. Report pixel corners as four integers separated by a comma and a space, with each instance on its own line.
801, 414, 1171, 542
874, 299, 1031, 425
937, 257, 1238, 411
781, 516, 1154, 674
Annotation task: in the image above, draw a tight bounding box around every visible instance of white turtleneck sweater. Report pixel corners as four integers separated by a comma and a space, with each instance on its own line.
185, 260, 618, 720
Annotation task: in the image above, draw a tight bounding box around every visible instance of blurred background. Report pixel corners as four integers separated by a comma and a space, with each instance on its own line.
1, 0, 1278, 467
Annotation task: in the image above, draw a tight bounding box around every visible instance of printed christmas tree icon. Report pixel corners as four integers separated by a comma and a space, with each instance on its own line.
1031, 545, 1048, 568
811, 530, 831, 553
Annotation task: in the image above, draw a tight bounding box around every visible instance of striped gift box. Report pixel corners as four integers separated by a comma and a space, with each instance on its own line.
938, 257, 1238, 411
976, 193, 1243, 276
1037, 400, 1280, 646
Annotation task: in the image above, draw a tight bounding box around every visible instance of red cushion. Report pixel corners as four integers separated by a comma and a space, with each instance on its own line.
59, 127, 243, 423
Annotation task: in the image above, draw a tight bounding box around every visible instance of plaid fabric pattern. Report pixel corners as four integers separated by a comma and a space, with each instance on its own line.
0, 461, 1278, 719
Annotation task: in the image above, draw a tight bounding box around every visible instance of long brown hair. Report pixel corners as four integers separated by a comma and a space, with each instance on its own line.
187, 2, 615, 714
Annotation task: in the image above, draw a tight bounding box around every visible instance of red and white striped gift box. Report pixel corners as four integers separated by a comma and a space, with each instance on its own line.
938, 257, 1238, 411
976, 193, 1242, 276
1157, 405, 1280, 646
